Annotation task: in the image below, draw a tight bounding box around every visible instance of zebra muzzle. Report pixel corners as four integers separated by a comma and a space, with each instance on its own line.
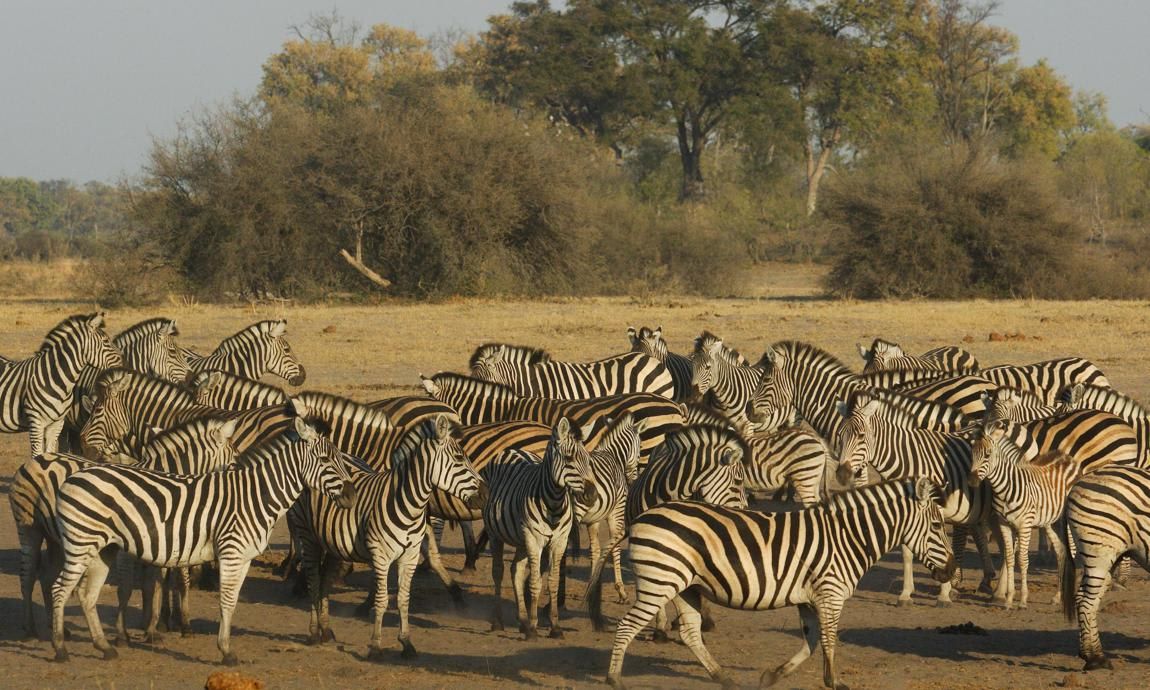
288, 367, 307, 387
966, 474, 982, 489
335, 482, 358, 509
932, 556, 958, 583
465, 483, 489, 510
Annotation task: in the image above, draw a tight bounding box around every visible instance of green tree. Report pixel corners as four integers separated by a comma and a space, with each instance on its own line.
998, 59, 1076, 159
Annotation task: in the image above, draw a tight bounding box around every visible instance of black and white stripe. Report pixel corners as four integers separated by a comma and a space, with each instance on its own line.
184, 319, 306, 386
1060, 383, 1150, 466
50, 418, 354, 664
979, 357, 1109, 405
745, 427, 832, 507
0, 313, 122, 454
190, 369, 289, 411
857, 338, 978, 374
627, 326, 694, 402
469, 343, 674, 400
688, 331, 764, 428
592, 479, 955, 689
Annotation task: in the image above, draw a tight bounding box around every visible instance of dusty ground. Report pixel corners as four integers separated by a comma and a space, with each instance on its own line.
1, 267, 1149, 689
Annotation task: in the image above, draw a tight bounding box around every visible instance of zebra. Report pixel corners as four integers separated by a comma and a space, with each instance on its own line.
592, 479, 955, 690
469, 343, 675, 400
575, 414, 643, 605
64, 317, 190, 451
688, 331, 765, 429
979, 356, 1109, 405
983, 385, 1059, 423
968, 419, 1080, 609
368, 395, 460, 428
1059, 464, 1150, 670
744, 427, 833, 507
291, 414, 484, 658
627, 325, 694, 402
981, 408, 1140, 475
835, 393, 997, 605
191, 369, 289, 411
881, 373, 997, 418
184, 319, 306, 386
857, 338, 978, 374
0, 313, 122, 455
1060, 383, 1150, 466
49, 417, 355, 664
483, 417, 597, 639
420, 372, 685, 462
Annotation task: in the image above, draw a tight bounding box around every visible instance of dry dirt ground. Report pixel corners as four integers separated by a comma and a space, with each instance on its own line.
2, 276, 1150, 689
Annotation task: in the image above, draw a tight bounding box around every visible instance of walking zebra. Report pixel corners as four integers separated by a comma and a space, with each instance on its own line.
835, 393, 997, 605
483, 417, 597, 639
469, 343, 674, 400
50, 417, 354, 664
745, 427, 832, 507
1059, 464, 1150, 670
857, 338, 978, 374
184, 319, 306, 386
0, 313, 122, 454
592, 479, 956, 690
688, 331, 766, 429
627, 326, 695, 402
576, 414, 643, 605
1060, 383, 1150, 466
421, 372, 685, 461
968, 420, 1080, 609
979, 356, 1109, 404
291, 415, 484, 658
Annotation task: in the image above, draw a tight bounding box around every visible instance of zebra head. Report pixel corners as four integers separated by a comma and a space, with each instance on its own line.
1057, 383, 1087, 412
905, 478, 957, 583
291, 417, 357, 509
400, 414, 486, 509
594, 414, 643, 484
261, 320, 306, 386
80, 368, 132, 461
745, 346, 797, 435
967, 419, 1011, 488
857, 338, 902, 374
835, 393, 880, 487
657, 426, 748, 509
55, 312, 123, 372
200, 417, 240, 470
549, 417, 597, 506
688, 332, 724, 401
627, 326, 667, 361
116, 318, 190, 383
469, 344, 511, 385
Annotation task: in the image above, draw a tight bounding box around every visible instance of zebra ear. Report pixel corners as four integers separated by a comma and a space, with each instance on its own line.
653, 326, 663, 339
626, 326, 638, 345
836, 399, 850, 419
214, 418, 238, 443
433, 414, 454, 441
979, 391, 992, 410
913, 477, 940, 504
856, 343, 869, 361
556, 417, 572, 443
1069, 383, 1085, 405
293, 416, 317, 441
419, 374, 440, 397
88, 312, 106, 330
287, 396, 311, 419
81, 395, 96, 413
270, 320, 288, 338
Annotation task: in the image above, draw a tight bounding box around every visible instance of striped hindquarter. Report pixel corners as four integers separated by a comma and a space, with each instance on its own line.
628, 326, 694, 402
596, 480, 955, 689
1060, 383, 1150, 467
993, 410, 1139, 475
49, 420, 352, 664
745, 427, 832, 507
980, 357, 1109, 405
1060, 465, 1150, 670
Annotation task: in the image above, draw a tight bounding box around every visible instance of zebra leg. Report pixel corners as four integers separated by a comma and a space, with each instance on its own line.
814, 597, 848, 690
367, 549, 398, 660
215, 556, 253, 666
460, 520, 479, 573
141, 566, 165, 643
973, 520, 998, 595
55, 547, 117, 661
545, 530, 567, 638
673, 588, 733, 688
936, 525, 964, 606
606, 575, 679, 688
114, 552, 137, 647
760, 602, 819, 688
1077, 551, 1117, 670
607, 508, 628, 604
1017, 521, 1033, 609
395, 548, 420, 659
897, 544, 916, 605
172, 567, 192, 636
423, 522, 465, 608
16, 524, 44, 640
1112, 556, 1131, 590
489, 538, 505, 632
588, 521, 603, 604
993, 524, 1016, 608
1047, 525, 1068, 606
513, 543, 538, 639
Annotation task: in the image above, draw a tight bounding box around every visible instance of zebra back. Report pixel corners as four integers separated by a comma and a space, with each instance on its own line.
368, 395, 460, 428
858, 338, 978, 374
187, 319, 306, 386
191, 369, 288, 411
626, 425, 748, 523
744, 426, 830, 506
1060, 383, 1150, 466
136, 417, 239, 474
896, 374, 998, 418
980, 410, 1139, 474
470, 343, 674, 400
983, 386, 1059, 423
628, 325, 694, 402
980, 357, 1110, 405
293, 391, 399, 470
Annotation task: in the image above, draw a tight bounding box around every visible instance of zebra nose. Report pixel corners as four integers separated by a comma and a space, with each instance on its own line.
967, 473, 982, 489
335, 482, 357, 509
288, 367, 307, 387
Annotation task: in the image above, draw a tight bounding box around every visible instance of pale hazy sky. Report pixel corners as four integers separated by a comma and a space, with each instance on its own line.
1, 0, 1146, 183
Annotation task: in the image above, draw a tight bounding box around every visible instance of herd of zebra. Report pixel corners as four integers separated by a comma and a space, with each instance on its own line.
3, 313, 1150, 688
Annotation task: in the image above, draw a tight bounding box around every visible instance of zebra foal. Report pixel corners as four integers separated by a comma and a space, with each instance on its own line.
593, 479, 956, 690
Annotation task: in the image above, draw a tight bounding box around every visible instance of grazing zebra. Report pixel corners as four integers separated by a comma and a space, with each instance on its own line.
627, 325, 695, 402
291, 415, 484, 658
592, 479, 956, 690
483, 418, 597, 639
184, 319, 306, 386
968, 420, 1080, 609
744, 427, 832, 507
421, 372, 685, 462
50, 417, 354, 664
1059, 465, 1150, 670
979, 356, 1109, 405
65, 317, 190, 451
9, 453, 94, 640
576, 414, 643, 605
688, 331, 765, 429
835, 393, 996, 605
191, 369, 289, 410
857, 338, 978, 374
469, 343, 675, 400
1060, 383, 1150, 466
983, 386, 1059, 423
0, 313, 122, 454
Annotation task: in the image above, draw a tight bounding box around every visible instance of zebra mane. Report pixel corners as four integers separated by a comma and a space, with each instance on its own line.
820, 479, 920, 514
693, 331, 748, 366
114, 317, 177, 347
629, 326, 668, 358
39, 313, 102, 352
769, 341, 853, 379
213, 320, 284, 354
468, 343, 550, 369
430, 371, 519, 397
95, 367, 196, 403
294, 391, 393, 435
662, 424, 750, 466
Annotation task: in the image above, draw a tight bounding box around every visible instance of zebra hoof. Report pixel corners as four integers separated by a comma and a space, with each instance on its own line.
715, 672, 737, 689
935, 600, 952, 608
367, 646, 386, 661
180, 627, 193, 638
448, 584, 467, 609
399, 641, 418, 659
461, 565, 477, 575
549, 627, 564, 640
1083, 655, 1113, 671
322, 628, 336, 643
114, 635, 129, 648
490, 620, 504, 632
701, 617, 716, 633
759, 669, 781, 688
306, 633, 322, 646
522, 628, 539, 641
221, 652, 239, 666
101, 647, 119, 661
143, 631, 165, 644
652, 629, 671, 644
157, 620, 170, 633
52, 649, 69, 663
897, 598, 913, 607
606, 674, 627, 689
978, 580, 996, 596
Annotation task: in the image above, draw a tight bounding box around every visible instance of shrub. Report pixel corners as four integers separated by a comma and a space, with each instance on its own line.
77, 238, 184, 307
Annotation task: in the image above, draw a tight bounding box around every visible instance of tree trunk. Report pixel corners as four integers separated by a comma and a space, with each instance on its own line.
804, 126, 840, 216
676, 113, 706, 202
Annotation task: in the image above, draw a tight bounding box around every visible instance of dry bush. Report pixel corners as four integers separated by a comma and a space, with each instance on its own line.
76, 239, 183, 307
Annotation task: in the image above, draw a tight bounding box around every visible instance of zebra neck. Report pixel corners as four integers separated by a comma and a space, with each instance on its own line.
797, 376, 861, 444
238, 450, 311, 524
389, 459, 435, 527
830, 502, 914, 581
867, 425, 955, 484
542, 451, 571, 513
33, 344, 85, 401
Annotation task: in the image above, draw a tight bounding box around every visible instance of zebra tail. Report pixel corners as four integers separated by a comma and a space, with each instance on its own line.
1059, 517, 1076, 623
584, 533, 626, 633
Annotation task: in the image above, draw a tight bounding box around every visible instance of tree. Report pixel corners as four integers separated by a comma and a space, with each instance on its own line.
998, 59, 1075, 159
1059, 130, 1150, 241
